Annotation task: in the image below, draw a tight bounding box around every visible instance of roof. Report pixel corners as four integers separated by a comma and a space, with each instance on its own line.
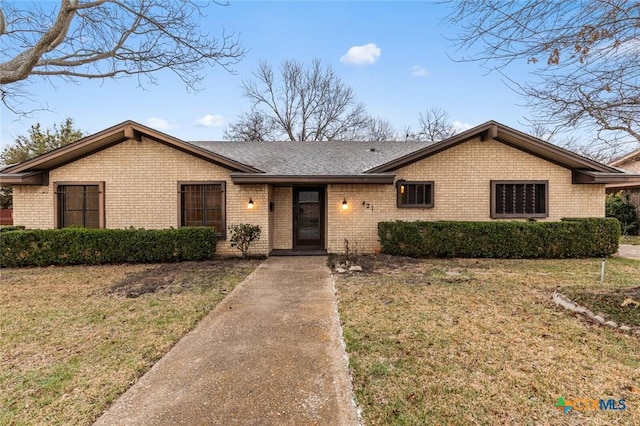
607, 147, 640, 189
190, 141, 431, 175
0, 121, 261, 177
609, 147, 640, 168
1, 119, 639, 185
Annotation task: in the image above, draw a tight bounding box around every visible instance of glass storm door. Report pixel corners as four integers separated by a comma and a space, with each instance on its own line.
293, 187, 324, 248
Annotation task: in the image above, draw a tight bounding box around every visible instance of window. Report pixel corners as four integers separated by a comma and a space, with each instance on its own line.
397, 181, 434, 208
179, 182, 225, 238
55, 182, 105, 228
491, 180, 548, 218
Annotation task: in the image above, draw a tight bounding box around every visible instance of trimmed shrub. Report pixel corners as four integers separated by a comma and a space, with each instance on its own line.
606, 191, 638, 235
0, 225, 26, 232
378, 218, 620, 259
0, 227, 217, 267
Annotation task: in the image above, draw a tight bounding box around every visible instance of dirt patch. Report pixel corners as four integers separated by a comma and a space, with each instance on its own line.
330, 254, 426, 274
108, 259, 262, 298
561, 286, 640, 327
331, 255, 478, 286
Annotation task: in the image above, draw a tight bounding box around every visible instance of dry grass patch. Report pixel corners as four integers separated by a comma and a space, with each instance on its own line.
336, 256, 640, 425
0, 260, 259, 425
621, 235, 640, 245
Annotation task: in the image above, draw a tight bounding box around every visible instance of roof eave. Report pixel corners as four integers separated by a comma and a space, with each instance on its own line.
367, 120, 620, 174
0, 171, 48, 185
230, 174, 395, 184
609, 147, 640, 167
572, 170, 640, 184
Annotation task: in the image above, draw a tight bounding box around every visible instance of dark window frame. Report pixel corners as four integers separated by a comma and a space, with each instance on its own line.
397, 180, 435, 208
490, 180, 549, 219
178, 181, 226, 239
54, 181, 105, 229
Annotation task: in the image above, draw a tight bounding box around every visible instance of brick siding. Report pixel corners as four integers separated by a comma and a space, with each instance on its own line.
326, 137, 605, 253
12, 135, 605, 256
13, 137, 270, 256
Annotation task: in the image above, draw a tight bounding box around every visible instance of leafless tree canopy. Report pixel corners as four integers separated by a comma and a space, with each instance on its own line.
448, 0, 640, 159
365, 118, 397, 142
0, 0, 245, 113
226, 59, 372, 141
223, 110, 278, 142
403, 107, 456, 141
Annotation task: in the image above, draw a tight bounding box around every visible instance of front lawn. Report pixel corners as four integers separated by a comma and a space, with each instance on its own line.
0, 260, 259, 425
621, 235, 640, 245
335, 256, 640, 425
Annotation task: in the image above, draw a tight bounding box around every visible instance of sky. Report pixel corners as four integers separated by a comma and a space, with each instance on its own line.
0, 1, 537, 148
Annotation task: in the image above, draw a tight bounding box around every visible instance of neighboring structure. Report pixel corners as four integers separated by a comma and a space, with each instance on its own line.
1, 120, 638, 256
0, 209, 12, 226
607, 147, 640, 223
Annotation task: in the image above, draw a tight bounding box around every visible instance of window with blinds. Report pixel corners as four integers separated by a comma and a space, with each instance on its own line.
56, 183, 103, 228
397, 181, 434, 208
179, 182, 225, 237
491, 181, 548, 218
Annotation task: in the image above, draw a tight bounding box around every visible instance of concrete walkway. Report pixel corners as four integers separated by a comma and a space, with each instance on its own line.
618, 244, 640, 260
95, 257, 359, 426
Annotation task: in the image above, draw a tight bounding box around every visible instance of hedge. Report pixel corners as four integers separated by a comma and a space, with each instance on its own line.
378, 218, 620, 259
0, 227, 218, 267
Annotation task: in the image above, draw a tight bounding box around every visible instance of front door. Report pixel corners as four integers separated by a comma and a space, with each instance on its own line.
293, 187, 325, 249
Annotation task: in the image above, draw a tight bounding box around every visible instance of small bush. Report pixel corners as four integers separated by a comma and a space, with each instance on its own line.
228, 223, 261, 259
606, 191, 638, 235
0, 227, 217, 267
378, 218, 620, 259
0, 225, 26, 232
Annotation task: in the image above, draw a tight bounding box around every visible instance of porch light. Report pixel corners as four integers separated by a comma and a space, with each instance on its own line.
342, 198, 348, 210
248, 198, 254, 209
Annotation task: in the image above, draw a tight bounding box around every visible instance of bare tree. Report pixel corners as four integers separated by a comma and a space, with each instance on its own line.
417, 107, 456, 141
403, 107, 456, 141
226, 59, 371, 141
365, 117, 397, 141
447, 0, 640, 159
0, 0, 245, 113
223, 110, 278, 141
528, 123, 613, 163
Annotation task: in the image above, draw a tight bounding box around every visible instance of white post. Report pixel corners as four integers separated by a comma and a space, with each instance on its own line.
600, 258, 606, 285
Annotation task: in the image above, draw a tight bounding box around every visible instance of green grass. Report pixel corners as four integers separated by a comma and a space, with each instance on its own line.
0, 260, 259, 425
335, 256, 640, 425
621, 235, 640, 245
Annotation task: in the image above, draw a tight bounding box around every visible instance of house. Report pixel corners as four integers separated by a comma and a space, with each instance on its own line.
1, 120, 638, 256
607, 147, 640, 222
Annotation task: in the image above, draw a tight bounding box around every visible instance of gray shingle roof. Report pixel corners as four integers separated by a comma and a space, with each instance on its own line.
189, 141, 433, 175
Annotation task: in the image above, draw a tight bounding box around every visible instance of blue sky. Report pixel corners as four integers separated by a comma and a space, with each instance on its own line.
1, 1, 535, 147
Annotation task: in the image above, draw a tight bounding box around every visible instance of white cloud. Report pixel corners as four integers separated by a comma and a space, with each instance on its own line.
452, 121, 473, 134
409, 65, 428, 77
195, 114, 225, 127
340, 43, 381, 65
147, 117, 179, 131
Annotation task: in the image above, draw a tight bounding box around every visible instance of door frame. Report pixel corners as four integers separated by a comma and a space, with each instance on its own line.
293, 186, 325, 249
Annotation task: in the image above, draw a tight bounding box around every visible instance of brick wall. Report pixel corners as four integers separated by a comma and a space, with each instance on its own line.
12, 137, 270, 256
272, 187, 293, 249
12, 135, 607, 256
326, 137, 605, 254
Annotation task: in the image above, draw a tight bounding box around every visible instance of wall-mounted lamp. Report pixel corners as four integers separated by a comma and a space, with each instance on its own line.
342, 198, 348, 210
247, 198, 254, 209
